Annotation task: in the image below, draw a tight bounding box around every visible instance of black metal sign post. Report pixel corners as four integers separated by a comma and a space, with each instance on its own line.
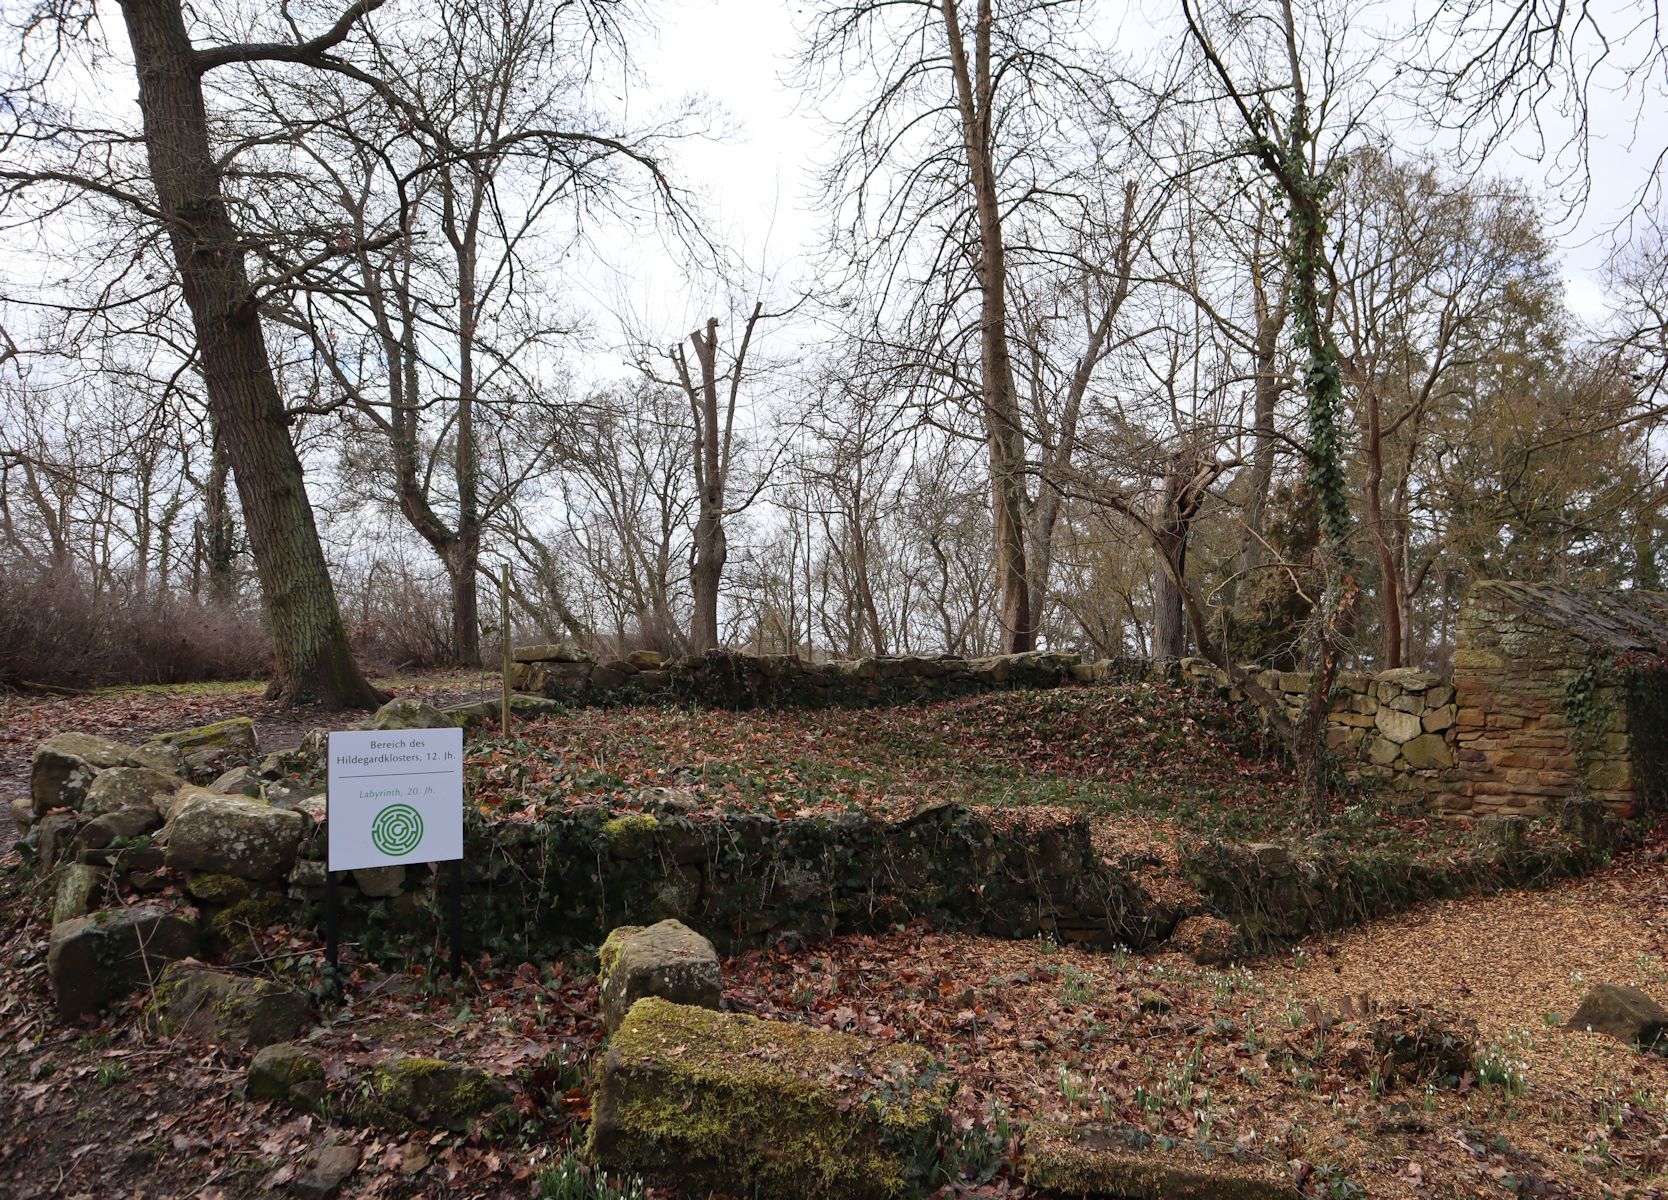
449, 859, 464, 978
325, 868, 340, 972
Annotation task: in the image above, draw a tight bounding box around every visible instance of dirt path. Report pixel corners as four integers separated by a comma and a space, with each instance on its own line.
1276, 857, 1668, 1041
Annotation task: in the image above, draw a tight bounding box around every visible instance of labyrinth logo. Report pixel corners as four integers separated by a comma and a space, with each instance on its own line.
370, 803, 424, 856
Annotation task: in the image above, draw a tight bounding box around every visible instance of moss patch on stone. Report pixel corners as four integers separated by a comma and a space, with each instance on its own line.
186, 872, 255, 906
597, 925, 644, 987
591, 997, 954, 1199
361, 1057, 512, 1133
150, 718, 257, 752
247, 1042, 326, 1107
1020, 1121, 1290, 1199
600, 813, 659, 860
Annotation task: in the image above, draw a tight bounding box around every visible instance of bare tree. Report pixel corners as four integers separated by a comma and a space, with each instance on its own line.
255, 0, 687, 666
802, 0, 1109, 653
1, 1, 398, 705
656, 302, 771, 652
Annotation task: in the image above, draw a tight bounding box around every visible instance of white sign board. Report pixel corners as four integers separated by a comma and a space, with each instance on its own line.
327, 728, 464, 871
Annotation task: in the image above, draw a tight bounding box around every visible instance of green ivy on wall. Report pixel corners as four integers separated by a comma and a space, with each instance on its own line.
1562, 649, 1617, 785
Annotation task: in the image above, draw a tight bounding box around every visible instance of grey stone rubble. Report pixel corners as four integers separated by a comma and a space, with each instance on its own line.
597, 918, 723, 1032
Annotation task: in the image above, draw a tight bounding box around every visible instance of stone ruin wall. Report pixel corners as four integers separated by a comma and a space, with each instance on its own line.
1174, 659, 1459, 797
1444, 582, 1665, 819
510, 582, 1667, 820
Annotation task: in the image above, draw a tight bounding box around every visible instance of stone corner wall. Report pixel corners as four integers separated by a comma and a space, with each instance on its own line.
1446, 582, 1642, 817
506, 583, 1667, 820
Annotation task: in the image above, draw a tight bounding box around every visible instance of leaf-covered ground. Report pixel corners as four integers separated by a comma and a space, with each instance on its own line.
4, 676, 1664, 1198
472, 684, 1341, 837
4, 828, 1667, 1198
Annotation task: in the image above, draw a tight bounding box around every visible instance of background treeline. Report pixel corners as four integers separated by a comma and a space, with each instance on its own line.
2, 0, 1663, 693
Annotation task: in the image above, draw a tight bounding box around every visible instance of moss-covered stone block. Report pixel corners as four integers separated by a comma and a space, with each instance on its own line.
51, 862, 108, 925
591, 997, 954, 1199
204, 892, 293, 960
144, 962, 310, 1049
247, 1042, 327, 1109
186, 871, 255, 905
149, 717, 258, 755
600, 812, 659, 860
148, 718, 260, 784
360, 1057, 513, 1133
1020, 1121, 1291, 1198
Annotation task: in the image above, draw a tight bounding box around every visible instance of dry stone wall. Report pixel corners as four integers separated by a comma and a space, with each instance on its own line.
507, 645, 1107, 709
1174, 660, 1458, 794
509, 584, 1668, 819
1445, 582, 1668, 818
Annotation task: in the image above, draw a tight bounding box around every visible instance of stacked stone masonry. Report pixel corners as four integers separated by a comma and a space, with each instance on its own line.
508, 582, 1667, 819
1174, 659, 1459, 793
1443, 582, 1668, 818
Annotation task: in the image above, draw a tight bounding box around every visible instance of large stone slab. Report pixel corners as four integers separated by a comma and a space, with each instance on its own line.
1021, 1121, 1292, 1199
246, 1045, 512, 1134
366, 699, 456, 731
1566, 983, 1668, 1047
361, 1057, 514, 1133
598, 919, 723, 1032
144, 962, 309, 1049
81, 766, 182, 817
164, 794, 304, 881
512, 643, 595, 664
146, 718, 259, 784
48, 905, 198, 1020
591, 997, 954, 1199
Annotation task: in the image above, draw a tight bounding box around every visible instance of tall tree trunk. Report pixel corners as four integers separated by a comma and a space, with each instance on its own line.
1151, 483, 1188, 661
943, 0, 1032, 653
118, 0, 383, 708
451, 240, 482, 667
1362, 390, 1404, 668
1152, 450, 1211, 661
849, 509, 887, 655
202, 419, 237, 605
689, 317, 726, 652
1230, 282, 1283, 617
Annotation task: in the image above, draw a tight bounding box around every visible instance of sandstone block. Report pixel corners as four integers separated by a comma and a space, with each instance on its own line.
164, 794, 304, 881
591, 998, 953, 1200
49, 905, 198, 1020
598, 919, 722, 1032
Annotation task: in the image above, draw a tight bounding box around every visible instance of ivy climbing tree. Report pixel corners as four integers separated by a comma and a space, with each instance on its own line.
1183, 0, 1361, 820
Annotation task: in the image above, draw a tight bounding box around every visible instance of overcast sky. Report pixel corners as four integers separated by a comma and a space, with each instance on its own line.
607, 0, 1657, 351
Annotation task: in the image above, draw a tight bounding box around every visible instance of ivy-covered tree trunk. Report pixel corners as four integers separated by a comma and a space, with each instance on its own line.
1185, 0, 1358, 821
1281, 102, 1358, 823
